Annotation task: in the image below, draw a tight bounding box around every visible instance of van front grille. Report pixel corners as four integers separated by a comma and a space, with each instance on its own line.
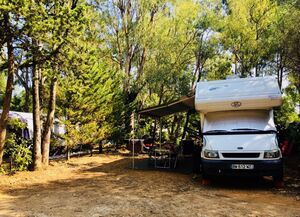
222, 153, 260, 158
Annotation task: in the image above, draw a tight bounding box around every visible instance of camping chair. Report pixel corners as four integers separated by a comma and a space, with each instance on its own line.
146, 139, 179, 169
154, 147, 171, 168
148, 142, 178, 169
141, 136, 155, 154
164, 142, 180, 168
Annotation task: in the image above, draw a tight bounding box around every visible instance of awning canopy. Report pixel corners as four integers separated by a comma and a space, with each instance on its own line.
138, 95, 195, 118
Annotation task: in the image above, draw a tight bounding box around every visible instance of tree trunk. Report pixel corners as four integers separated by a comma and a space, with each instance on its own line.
39, 70, 44, 108
41, 77, 57, 166
181, 110, 191, 140
98, 142, 103, 154
174, 116, 182, 140
255, 64, 258, 77
15, 67, 31, 112
0, 13, 14, 166
150, 87, 164, 139
32, 62, 42, 170
24, 87, 30, 112
277, 53, 284, 90
151, 119, 157, 139
66, 146, 70, 161
169, 115, 177, 141
89, 144, 93, 156
39, 68, 45, 136
24, 67, 30, 112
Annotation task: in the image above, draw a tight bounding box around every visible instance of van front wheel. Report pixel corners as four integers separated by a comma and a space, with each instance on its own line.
201, 170, 211, 185
272, 174, 283, 182
272, 172, 284, 188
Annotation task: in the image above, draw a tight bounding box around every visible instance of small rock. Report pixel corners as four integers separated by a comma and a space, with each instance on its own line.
74, 208, 83, 212
289, 184, 300, 188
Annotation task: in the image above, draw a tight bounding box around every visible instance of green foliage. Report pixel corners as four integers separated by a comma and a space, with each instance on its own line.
205, 56, 232, 80
10, 90, 32, 112
286, 122, 300, 153
1, 0, 300, 150
5, 118, 31, 172
0, 72, 5, 92
0, 72, 6, 106
8, 117, 26, 129
55, 7, 117, 146
221, 0, 278, 76
274, 96, 300, 128
5, 134, 32, 171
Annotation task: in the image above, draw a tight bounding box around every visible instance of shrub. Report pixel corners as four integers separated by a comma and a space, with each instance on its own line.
5, 118, 32, 172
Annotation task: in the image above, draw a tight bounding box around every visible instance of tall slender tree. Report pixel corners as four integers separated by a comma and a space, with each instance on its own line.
0, 12, 15, 165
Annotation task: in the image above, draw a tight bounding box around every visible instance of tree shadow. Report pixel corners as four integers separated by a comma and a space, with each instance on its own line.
0, 155, 298, 217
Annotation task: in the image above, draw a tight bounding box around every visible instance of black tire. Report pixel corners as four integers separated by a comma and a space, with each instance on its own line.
272, 168, 284, 182
273, 174, 283, 182
202, 170, 209, 179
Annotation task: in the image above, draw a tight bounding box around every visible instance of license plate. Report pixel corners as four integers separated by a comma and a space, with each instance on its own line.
231, 164, 254, 170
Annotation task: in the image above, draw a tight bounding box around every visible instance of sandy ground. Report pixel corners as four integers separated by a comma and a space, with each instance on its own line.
0, 155, 299, 217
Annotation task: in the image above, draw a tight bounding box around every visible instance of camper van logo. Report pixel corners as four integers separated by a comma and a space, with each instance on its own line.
231, 101, 242, 108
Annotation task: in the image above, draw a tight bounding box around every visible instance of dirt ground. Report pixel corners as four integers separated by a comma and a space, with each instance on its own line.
0, 155, 299, 217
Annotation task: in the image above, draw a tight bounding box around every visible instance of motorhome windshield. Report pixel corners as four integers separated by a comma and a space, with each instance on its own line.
203, 110, 276, 134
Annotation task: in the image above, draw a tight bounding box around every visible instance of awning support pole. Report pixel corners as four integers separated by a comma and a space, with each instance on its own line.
159, 117, 162, 149
131, 112, 135, 169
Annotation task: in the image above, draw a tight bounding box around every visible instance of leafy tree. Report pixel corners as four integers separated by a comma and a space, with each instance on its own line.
0, 2, 17, 166
0, 0, 299, 168
221, 0, 278, 77
56, 23, 116, 159
283, 4, 300, 99
96, 0, 203, 139
0, 0, 96, 168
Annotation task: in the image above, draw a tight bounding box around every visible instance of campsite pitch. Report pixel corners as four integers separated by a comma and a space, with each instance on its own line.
0, 155, 299, 217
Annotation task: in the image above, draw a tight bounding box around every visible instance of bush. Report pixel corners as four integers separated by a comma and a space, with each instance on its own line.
4, 118, 32, 172
0, 166, 5, 174
287, 122, 300, 154
5, 133, 32, 172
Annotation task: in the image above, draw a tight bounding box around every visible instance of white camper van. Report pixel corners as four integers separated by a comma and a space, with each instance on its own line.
195, 77, 283, 181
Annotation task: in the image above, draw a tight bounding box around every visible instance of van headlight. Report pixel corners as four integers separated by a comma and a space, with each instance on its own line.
264, 149, 281, 159
203, 150, 219, 158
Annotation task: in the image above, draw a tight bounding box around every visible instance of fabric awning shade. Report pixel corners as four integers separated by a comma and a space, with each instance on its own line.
138, 95, 195, 118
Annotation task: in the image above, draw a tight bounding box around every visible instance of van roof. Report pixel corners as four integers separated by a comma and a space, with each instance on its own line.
195, 76, 282, 113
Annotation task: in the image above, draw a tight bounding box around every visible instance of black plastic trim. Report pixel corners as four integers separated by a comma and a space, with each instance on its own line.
201, 158, 283, 177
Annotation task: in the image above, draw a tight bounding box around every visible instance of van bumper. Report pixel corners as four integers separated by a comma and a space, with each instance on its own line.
202, 158, 283, 177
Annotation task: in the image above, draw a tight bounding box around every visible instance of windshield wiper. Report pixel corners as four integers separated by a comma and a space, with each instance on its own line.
205, 130, 228, 133
231, 128, 276, 133
231, 128, 263, 131
203, 129, 276, 135
203, 130, 229, 135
